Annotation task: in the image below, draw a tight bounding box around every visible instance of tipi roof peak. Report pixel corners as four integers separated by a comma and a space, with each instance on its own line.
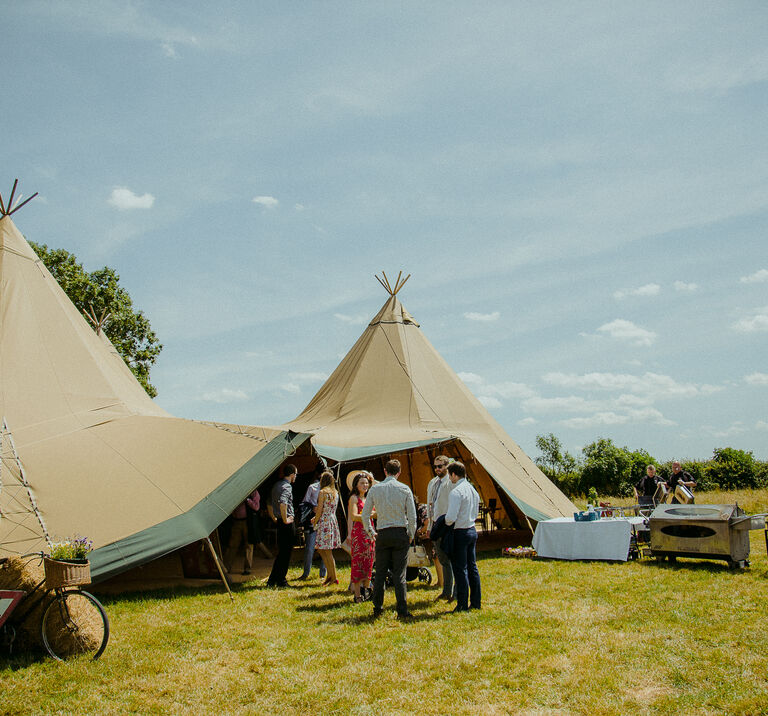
375, 270, 410, 296
0, 179, 38, 217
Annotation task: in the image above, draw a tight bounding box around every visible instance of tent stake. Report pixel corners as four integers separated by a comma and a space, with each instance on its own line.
206, 536, 234, 601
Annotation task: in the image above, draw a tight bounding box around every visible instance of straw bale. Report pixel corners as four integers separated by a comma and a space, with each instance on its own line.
0, 556, 47, 650
0, 556, 103, 655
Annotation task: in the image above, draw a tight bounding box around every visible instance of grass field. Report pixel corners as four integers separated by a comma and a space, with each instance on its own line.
2, 490, 768, 715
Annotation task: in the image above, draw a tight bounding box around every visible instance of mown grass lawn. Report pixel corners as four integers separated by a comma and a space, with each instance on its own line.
3, 491, 768, 715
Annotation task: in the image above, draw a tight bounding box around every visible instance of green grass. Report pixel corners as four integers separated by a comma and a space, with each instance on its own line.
3, 490, 768, 715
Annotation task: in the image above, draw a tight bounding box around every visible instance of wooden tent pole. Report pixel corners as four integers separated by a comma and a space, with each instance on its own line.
205, 536, 234, 601
375, 274, 389, 293
8, 192, 38, 216
0, 191, 6, 215
6, 180, 18, 215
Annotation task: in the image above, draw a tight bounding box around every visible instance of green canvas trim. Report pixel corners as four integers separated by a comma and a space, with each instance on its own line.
89, 430, 311, 582
314, 437, 452, 462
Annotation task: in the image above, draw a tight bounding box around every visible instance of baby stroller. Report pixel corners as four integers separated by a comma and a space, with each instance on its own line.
372, 535, 433, 587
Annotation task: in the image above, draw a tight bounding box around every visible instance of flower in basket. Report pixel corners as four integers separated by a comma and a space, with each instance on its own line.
48, 535, 94, 562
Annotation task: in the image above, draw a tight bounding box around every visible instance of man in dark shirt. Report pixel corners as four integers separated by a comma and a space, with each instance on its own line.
267, 464, 297, 587
634, 464, 661, 507
668, 461, 696, 503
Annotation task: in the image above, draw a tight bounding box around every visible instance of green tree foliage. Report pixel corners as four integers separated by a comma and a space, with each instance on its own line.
708, 447, 764, 490
578, 439, 657, 497
29, 241, 162, 398
534, 433, 580, 494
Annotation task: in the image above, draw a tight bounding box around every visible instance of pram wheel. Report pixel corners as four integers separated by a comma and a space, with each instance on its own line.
417, 567, 432, 585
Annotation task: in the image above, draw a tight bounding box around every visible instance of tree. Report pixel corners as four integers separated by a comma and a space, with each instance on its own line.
708, 447, 763, 490
535, 433, 580, 495
29, 241, 163, 398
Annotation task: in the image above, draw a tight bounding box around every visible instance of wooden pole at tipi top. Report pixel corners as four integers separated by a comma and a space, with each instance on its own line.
375, 271, 411, 296
0, 179, 38, 217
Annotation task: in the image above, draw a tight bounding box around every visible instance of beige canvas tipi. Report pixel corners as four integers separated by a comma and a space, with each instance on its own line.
0, 204, 308, 581
287, 275, 575, 530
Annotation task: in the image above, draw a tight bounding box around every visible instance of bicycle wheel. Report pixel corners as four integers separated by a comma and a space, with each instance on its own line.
40, 590, 109, 661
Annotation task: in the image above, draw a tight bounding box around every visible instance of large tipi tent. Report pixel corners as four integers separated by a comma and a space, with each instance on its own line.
287, 274, 575, 531
0, 193, 308, 581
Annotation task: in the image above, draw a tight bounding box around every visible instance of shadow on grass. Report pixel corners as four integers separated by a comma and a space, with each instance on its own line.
0, 648, 49, 671
637, 558, 745, 574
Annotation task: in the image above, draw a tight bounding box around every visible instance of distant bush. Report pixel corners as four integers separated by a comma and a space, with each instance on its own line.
535, 434, 768, 498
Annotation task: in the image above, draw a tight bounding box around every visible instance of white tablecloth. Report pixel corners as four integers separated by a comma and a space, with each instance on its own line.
532, 517, 644, 561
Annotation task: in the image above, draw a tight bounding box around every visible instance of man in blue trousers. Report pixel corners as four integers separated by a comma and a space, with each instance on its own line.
444, 461, 481, 613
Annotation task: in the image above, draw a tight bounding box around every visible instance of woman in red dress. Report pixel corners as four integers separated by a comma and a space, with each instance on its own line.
348, 471, 376, 603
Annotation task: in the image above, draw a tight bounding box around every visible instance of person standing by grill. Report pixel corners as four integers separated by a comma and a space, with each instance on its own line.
266, 464, 298, 588
361, 458, 417, 620
668, 461, 697, 503
634, 464, 661, 508
444, 461, 481, 613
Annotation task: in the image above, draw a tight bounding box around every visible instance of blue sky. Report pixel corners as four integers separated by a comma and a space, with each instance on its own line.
4, 2, 767, 461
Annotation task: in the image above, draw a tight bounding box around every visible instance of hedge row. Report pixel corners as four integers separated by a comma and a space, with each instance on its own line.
535, 435, 768, 498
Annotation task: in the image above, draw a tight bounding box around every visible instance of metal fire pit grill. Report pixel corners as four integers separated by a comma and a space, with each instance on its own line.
649, 504, 767, 568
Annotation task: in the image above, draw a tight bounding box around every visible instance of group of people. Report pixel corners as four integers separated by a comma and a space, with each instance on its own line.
226, 456, 485, 619
634, 461, 697, 505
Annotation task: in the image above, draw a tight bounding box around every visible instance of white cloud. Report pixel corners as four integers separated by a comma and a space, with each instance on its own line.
288, 371, 329, 384
464, 311, 500, 322
560, 407, 673, 429
280, 383, 301, 394
458, 373, 535, 405
201, 388, 248, 404
711, 421, 747, 439
108, 187, 155, 210
732, 306, 768, 333
597, 319, 656, 346
294, 203, 306, 211
613, 283, 661, 300
252, 195, 279, 208
517, 417, 537, 426
523, 396, 602, 414
542, 371, 712, 399
161, 42, 178, 59
674, 281, 698, 292
458, 372, 483, 386
745, 372, 768, 386
334, 313, 369, 325
756, 420, 768, 431
477, 395, 502, 409
740, 269, 768, 284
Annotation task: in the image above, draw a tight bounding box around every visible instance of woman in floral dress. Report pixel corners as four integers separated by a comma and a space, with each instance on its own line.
348, 471, 376, 603
312, 470, 341, 585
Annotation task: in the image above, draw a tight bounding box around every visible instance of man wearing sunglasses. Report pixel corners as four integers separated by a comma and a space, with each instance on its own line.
427, 455, 455, 602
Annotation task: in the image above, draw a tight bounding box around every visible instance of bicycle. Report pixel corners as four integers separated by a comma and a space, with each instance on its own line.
0, 552, 109, 661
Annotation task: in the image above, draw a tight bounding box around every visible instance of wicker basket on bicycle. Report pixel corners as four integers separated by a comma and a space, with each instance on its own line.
43, 557, 91, 588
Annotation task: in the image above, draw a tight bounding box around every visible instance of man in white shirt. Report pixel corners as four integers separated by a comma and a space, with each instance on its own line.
361, 458, 417, 620
445, 461, 481, 612
426, 455, 455, 602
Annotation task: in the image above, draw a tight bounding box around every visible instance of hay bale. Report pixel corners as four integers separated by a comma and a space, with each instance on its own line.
0, 557, 103, 656
0, 556, 47, 650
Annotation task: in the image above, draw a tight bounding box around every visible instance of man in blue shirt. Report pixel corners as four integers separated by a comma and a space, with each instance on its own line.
266, 464, 297, 587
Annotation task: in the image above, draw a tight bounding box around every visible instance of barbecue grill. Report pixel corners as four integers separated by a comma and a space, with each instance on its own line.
649, 504, 767, 568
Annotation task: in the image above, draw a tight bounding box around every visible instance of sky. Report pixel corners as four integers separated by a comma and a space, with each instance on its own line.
3, 2, 767, 461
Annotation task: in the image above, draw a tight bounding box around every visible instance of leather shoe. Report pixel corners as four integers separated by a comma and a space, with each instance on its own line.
452, 606, 469, 613
397, 611, 415, 621
372, 607, 383, 619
